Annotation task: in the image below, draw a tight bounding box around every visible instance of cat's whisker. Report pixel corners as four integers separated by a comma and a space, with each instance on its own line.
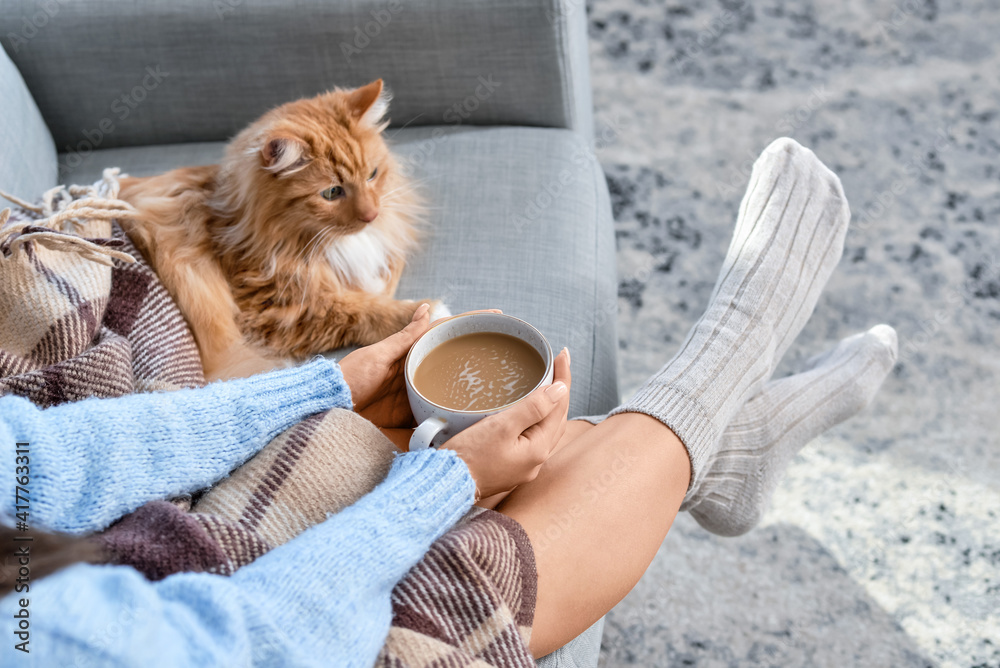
385, 113, 426, 139
296, 228, 336, 311
299, 243, 326, 312
380, 187, 421, 201
284, 233, 323, 272
382, 189, 432, 202
384, 176, 432, 190
381, 188, 428, 204
275, 228, 329, 303
294, 230, 326, 264
388, 175, 434, 186
382, 199, 439, 214
380, 176, 433, 195
300, 231, 331, 276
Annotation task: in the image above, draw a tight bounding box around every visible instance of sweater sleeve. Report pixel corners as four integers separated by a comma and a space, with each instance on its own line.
0, 358, 352, 535
18, 449, 475, 668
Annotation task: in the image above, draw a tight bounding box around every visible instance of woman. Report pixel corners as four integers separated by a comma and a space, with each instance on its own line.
0, 138, 897, 665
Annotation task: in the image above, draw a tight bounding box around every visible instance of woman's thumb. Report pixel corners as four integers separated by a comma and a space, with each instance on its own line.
501, 381, 567, 433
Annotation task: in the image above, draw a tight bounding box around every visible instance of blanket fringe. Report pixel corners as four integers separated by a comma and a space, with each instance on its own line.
0, 168, 137, 266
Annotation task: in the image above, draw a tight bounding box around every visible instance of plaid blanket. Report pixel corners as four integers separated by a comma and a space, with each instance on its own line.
0, 170, 203, 403
0, 174, 537, 666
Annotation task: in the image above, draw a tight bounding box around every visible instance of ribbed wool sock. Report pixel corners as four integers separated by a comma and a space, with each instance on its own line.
608, 137, 850, 489
683, 324, 898, 536
571, 325, 897, 535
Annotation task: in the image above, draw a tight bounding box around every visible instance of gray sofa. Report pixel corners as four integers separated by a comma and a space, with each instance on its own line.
1, 0, 617, 664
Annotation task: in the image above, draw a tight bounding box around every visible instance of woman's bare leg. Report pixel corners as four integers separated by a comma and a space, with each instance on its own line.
496, 413, 690, 657
559, 418, 596, 447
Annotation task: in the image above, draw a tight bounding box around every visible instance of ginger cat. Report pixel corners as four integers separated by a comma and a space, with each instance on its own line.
120, 80, 434, 379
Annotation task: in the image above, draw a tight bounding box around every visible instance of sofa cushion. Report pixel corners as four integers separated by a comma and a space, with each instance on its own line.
0, 0, 593, 151
60, 126, 619, 418
0, 44, 56, 201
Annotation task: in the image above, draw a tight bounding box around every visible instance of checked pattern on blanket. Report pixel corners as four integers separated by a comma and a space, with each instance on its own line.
0, 172, 539, 667
0, 169, 203, 403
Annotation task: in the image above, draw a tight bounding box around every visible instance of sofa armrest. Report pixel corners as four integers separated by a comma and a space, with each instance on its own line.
0, 44, 56, 198
0, 0, 594, 153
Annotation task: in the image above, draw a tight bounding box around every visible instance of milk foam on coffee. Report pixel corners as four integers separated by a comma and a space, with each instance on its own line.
413, 332, 546, 411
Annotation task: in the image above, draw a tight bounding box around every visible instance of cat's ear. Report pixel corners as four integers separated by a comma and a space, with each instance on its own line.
260, 134, 311, 175
346, 79, 390, 130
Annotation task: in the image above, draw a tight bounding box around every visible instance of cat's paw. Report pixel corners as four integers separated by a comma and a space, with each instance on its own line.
428, 301, 452, 323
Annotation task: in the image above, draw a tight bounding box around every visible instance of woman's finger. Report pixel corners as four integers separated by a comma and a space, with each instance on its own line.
494, 378, 566, 439
412, 302, 432, 322
552, 347, 571, 387
377, 303, 432, 359
519, 349, 571, 454
532, 348, 571, 430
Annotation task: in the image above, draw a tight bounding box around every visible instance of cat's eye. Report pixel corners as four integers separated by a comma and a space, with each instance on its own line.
321, 186, 344, 201
368, 167, 378, 181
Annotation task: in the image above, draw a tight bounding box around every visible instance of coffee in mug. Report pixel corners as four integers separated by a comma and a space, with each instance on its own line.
412, 332, 546, 411
404, 313, 554, 450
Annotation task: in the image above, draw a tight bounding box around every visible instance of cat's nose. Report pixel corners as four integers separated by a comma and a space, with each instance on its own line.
358, 208, 379, 223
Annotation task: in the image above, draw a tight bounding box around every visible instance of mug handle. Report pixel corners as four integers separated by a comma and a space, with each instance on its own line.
409, 416, 448, 451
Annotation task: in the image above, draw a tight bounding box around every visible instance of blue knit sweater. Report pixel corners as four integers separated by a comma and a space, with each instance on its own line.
0, 359, 476, 666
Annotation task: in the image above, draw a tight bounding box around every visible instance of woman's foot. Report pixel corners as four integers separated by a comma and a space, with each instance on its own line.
609, 137, 851, 490
684, 325, 898, 536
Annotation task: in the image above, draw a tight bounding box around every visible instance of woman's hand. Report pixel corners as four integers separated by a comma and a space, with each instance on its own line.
338, 303, 433, 428
339, 305, 502, 429
440, 348, 571, 500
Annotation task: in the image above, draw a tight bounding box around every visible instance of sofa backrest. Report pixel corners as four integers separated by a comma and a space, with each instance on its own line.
0, 0, 594, 155
0, 43, 56, 199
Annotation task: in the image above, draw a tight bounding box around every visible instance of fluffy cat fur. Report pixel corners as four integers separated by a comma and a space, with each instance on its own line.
119, 80, 433, 379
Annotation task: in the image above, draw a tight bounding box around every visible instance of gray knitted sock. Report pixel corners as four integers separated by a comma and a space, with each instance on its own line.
571, 325, 897, 535
608, 137, 850, 489
684, 324, 898, 536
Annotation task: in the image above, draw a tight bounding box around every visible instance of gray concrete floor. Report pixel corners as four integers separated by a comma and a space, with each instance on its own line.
587, 1, 999, 666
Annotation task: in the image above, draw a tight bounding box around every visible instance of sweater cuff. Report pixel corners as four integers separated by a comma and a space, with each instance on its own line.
377, 449, 477, 532
240, 358, 353, 423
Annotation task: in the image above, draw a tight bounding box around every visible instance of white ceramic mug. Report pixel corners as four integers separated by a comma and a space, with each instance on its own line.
405, 313, 554, 450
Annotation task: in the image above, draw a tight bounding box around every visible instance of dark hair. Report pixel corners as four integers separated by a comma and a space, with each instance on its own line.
1, 526, 105, 596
